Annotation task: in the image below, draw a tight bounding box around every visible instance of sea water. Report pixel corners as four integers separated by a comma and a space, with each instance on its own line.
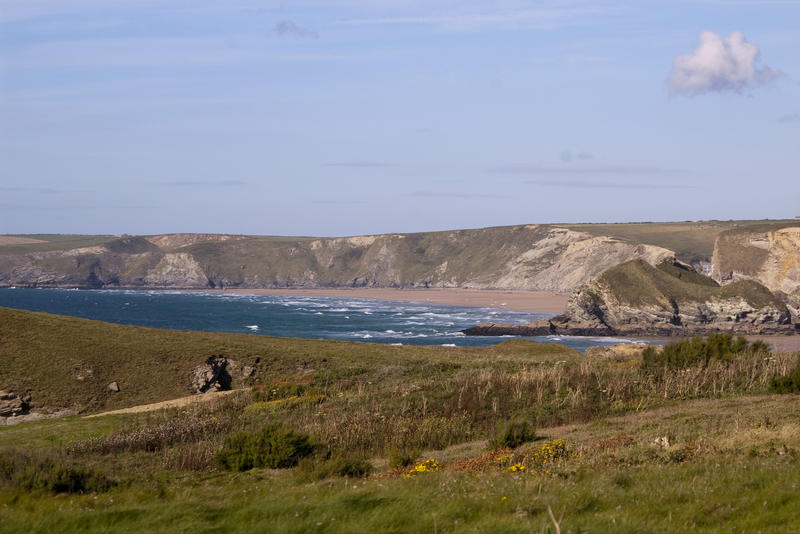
0, 288, 650, 352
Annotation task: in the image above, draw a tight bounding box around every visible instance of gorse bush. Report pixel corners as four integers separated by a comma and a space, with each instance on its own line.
216, 424, 315, 471
489, 420, 536, 449
641, 333, 770, 373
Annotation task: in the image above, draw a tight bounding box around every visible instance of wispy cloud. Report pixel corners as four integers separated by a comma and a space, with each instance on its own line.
560, 150, 594, 163
337, 6, 607, 31
325, 161, 397, 168
0, 185, 69, 194
409, 191, 511, 199
493, 163, 686, 175
667, 31, 781, 95
525, 179, 693, 190
160, 180, 246, 188
0, 203, 157, 210
273, 20, 319, 39
312, 199, 368, 205
2, 36, 387, 70
777, 113, 800, 124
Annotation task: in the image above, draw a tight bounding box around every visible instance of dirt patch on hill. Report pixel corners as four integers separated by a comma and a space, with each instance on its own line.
84, 389, 244, 418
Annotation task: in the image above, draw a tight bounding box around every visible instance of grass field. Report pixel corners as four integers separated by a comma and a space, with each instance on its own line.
2, 307, 800, 531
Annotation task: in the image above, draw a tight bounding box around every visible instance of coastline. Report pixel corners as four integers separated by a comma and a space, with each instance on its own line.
210, 287, 570, 314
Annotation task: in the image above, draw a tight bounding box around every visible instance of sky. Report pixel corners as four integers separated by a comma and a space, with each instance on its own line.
1, 0, 798, 236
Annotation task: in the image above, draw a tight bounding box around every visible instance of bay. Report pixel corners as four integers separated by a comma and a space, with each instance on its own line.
0, 288, 650, 352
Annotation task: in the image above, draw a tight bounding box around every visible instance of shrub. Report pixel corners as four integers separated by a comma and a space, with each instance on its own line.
771, 355, 800, 393
387, 445, 420, 469
70, 398, 245, 455
297, 454, 374, 480
641, 333, 771, 373
488, 420, 536, 449
216, 424, 315, 471
0, 452, 115, 494
404, 458, 440, 478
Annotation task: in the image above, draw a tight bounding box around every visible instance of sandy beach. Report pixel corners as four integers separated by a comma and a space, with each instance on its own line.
216, 287, 570, 314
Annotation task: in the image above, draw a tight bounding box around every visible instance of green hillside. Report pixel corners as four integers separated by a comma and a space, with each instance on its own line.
0, 306, 579, 414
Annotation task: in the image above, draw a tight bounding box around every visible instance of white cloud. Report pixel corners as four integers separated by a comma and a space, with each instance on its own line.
667, 30, 780, 95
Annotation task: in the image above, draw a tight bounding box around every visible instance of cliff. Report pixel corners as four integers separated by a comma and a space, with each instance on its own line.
711, 222, 800, 297
0, 226, 674, 292
465, 259, 796, 337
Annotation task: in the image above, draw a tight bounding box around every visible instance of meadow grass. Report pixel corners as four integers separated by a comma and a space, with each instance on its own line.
2, 308, 800, 531
2, 395, 800, 533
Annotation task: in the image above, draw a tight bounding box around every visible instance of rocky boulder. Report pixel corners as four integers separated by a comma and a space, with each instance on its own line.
0, 390, 31, 418
190, 355, 233, 393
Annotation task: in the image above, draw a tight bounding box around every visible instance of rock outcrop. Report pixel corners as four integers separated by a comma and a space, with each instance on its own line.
0, 390, 30, 418
189, 355, 258, 394
190, 355, 233, 394
712, 223, 800, 296
465, 259, 796, 337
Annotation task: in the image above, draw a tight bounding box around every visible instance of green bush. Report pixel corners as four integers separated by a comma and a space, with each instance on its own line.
216, 424, 315, 471
488, 420, 536, 449
771, 355, 800, 393
0, 452, 114, 494
642, 333, 770, 373
387, 446, 420, 469
296, 453, 374, 481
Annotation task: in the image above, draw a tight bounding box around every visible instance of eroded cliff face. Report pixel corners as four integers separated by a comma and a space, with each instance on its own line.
0, 227, 680, 292
712, 225, 800, 295
143, 253, 207, 287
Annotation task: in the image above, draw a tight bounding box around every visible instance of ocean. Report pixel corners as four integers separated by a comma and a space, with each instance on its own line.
0, 288, 650, 352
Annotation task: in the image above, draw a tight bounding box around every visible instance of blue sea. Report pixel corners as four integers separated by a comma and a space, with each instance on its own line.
0, 288, 650, 352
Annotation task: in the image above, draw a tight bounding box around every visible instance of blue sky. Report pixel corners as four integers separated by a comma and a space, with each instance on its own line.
1, 1, 798, 236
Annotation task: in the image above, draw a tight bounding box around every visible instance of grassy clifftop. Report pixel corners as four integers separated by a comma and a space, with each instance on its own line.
594, 259, 785, 310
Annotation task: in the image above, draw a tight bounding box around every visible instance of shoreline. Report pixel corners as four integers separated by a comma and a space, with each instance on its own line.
209, 287, 570, 314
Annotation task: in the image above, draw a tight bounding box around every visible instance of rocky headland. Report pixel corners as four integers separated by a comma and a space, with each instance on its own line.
464, 259, 797, 338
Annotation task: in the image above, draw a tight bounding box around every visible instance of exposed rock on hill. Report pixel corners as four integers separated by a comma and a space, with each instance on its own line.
712, 223, 800, 296
465, 259, 796, 337
0, 226, 674, 292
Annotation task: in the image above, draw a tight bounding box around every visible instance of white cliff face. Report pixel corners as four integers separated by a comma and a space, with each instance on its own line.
144, 253, 207, 287
526, 238, 674, 293
712, 226, 800, 295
